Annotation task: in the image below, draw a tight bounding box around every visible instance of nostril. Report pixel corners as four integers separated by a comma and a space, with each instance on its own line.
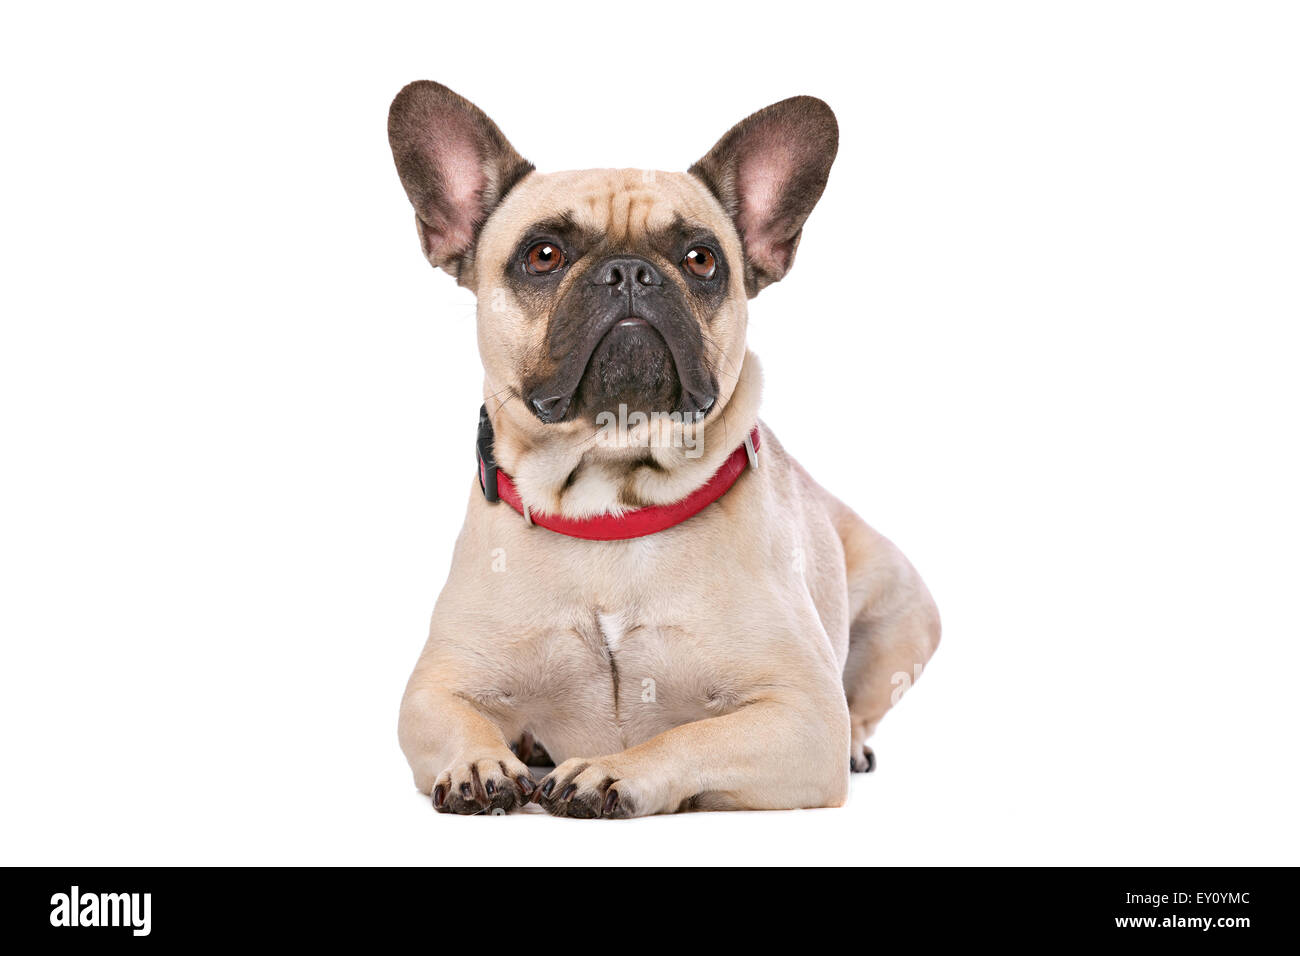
531, 395, 571, 423
592, 258, 660, 288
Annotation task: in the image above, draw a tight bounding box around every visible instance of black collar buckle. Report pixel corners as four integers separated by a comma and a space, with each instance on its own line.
476, 404, 499, 503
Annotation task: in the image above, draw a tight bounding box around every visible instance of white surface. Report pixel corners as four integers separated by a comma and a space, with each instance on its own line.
2, 2, 1298, 865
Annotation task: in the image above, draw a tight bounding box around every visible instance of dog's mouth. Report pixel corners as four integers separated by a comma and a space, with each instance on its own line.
526, 310, 717, 425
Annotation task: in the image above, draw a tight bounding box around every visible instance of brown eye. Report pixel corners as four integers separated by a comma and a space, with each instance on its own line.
682, 246, 716, 279
525, 241, 566, 275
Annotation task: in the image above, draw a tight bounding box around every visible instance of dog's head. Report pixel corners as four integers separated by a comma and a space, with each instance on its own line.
388, 81, 837, 434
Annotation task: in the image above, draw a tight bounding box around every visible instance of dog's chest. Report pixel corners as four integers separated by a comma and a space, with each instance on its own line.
469, 520, 775, 760
512, 605, 743, 761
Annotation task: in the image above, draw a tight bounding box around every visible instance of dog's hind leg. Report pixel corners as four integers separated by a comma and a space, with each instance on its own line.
834, 512, 940, 772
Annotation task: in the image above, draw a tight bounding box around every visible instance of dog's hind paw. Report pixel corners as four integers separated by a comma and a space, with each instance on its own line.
850, 744, 876, 773
509, 731, 553, 768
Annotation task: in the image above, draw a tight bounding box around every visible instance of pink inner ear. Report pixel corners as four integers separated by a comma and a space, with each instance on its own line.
735, 131, 799, 275
737, 155, 785, 237
421, 124, 487, 260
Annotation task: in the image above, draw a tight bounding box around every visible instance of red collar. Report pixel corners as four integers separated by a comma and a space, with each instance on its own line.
476, 406, 760, 541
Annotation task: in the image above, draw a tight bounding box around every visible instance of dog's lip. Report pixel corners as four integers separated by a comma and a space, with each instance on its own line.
530, 311, 716, 423
542, 312, 668, 403
528, 319, 651, 423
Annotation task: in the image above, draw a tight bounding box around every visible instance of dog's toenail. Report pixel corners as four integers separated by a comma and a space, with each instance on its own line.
460, 782, 472, 798
602, 789, 620, 816
541, 779, 555, 798
486, 779, 496, 796
560, 784, 577, 801
433, 785, 447, 809
517, 776, 535, 798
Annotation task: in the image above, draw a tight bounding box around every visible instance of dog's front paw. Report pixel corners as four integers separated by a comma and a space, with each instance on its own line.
432, 754, 536, 815
536, 758, 648, 819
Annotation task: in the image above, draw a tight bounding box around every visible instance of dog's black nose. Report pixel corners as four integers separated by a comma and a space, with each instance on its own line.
530, 394, 571, 423
590, 256, 662, 290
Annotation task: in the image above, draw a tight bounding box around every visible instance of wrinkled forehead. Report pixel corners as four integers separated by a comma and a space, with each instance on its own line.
479, 168, 736, 262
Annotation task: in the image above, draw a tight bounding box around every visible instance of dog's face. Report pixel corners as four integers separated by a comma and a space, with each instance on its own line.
474, 169, 741, 427
389, 82, 837, 434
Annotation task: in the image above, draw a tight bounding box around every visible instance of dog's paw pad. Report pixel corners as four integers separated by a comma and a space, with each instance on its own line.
432, 756, 535, 815
536, 759, 635, 819
850, 744, 876, 773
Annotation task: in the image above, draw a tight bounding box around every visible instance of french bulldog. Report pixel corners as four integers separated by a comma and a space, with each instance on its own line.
388, 81, 939, 817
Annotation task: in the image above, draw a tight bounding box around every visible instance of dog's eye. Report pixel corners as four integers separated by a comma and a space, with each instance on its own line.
682, 246, 716, 280
524, 241, 566, 275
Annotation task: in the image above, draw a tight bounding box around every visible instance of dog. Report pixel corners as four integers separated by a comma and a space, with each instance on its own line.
388, 81, 940, 817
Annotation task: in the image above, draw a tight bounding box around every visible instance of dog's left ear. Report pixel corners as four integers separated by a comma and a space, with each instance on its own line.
690, 96, 838, 296
388, 81, 534, 283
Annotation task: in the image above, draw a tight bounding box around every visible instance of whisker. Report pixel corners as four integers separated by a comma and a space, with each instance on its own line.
487, 389, 517, 423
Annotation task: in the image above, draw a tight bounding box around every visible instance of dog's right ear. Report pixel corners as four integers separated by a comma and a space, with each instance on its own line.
388, 81, 533, 282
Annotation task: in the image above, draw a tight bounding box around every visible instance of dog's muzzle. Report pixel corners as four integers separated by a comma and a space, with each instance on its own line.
525, 254, 717, 424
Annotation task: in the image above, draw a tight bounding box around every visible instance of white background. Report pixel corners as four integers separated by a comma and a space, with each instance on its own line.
2, 2, 1297, 865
